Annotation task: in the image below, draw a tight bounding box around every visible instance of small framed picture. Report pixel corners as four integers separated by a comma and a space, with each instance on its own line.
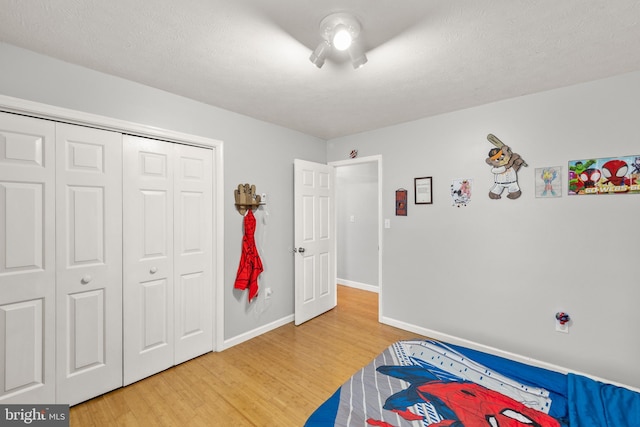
535, 166, 562, 198
395, 189, 407, 216
414, 177, 433, 204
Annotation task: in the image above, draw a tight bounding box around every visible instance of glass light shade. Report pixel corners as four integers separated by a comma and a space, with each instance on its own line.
348, 42, 368, 69
332, 25, 352, 51
309, 41, 330, 68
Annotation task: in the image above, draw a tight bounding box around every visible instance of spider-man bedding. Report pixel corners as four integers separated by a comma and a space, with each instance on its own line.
305, 339, 640, 427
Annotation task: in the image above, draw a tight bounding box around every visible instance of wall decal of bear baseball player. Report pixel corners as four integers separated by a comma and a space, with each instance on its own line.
485, 134, 528, 200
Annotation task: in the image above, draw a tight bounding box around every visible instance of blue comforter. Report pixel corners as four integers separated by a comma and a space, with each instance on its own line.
305, 340, 640, 427
568, 373, 640, 426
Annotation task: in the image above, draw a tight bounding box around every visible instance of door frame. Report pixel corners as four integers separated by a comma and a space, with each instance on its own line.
329, 155, 383, 322
0, 94, 226, 351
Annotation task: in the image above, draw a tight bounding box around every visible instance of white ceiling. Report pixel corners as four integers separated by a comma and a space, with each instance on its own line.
1, 0, 639, 140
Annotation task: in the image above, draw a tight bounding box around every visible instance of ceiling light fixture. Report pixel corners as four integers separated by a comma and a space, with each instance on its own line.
309, 12, 368, 69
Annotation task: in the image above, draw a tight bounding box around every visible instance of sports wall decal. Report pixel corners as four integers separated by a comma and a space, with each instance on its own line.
485, 134, 528, 200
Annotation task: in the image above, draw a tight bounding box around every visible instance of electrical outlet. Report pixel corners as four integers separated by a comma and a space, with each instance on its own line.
555, 321, 569, 333
265, 287, 272, 299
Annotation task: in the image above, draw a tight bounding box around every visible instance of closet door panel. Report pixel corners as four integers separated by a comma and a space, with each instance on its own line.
55, 123, 122, 405
2, 182, 43, 270
140, 278, 170, 349
66, 186, 105, 264
0, 113, 55, 403
174, 145, 213, 364
123, 135, 174, 386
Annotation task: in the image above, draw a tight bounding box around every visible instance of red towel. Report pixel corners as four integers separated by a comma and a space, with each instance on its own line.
234, 210, 263, 302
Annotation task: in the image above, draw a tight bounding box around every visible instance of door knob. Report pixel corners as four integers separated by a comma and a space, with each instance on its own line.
297, 247, 305, 254
81, 275, 92, 284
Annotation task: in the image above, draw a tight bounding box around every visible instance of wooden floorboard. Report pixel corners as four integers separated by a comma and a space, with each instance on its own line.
70, 285, 425, 426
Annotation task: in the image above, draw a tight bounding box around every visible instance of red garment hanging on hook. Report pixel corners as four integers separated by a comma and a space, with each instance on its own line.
234, 210, 263, 302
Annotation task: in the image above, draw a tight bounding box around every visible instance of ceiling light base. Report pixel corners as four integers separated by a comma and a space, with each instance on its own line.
319, 13, 361, 43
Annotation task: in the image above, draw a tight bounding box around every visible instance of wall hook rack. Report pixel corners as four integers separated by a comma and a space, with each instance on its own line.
234, 183, 263, 215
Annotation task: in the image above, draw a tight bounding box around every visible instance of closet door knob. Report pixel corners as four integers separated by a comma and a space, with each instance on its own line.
81, 275, 92, 284
150, 267, 158, 274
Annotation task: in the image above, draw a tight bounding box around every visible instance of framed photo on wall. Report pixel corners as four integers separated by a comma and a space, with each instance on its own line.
535, 166, 562, 198
414, 177, 433, 204
395, 189, 408, 216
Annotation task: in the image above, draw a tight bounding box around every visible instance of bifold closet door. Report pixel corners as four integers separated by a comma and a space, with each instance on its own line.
55, 123, 123, 405
123, 136, 175, 385
0, 113, 56, 403
123, 136, 213, 385
173, 144, 213, 365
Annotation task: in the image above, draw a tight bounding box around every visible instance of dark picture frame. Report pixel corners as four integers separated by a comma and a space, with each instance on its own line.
395, 189, 408, 216
414, 176, 433, 204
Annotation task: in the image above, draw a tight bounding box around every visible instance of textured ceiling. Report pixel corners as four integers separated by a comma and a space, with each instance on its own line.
1, 0, 639, 139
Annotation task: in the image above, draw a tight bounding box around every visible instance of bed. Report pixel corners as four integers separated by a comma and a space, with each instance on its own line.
305, 339, 640, 427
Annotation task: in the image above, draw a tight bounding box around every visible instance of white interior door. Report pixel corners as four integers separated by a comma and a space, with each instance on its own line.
173, 144, 213, 364
123, 135, 175, 385
55, 123, 123, 405
0, 113, 56, 403
294, 159, 336, 325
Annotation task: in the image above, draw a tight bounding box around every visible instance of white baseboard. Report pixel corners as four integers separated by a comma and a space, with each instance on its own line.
337, 278, 379, 293
221, 314, 294, 351
380, 315, 640, 393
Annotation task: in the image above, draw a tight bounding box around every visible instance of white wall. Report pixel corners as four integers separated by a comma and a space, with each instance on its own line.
327, 71, 640, 389
0, 42, 326, 344
336, 162, 379, 288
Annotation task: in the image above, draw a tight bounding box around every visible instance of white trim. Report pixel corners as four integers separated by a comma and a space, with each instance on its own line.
0, 94, 225, 354
221, 315, 294, 350
380, 315, 640, 393
329, 155, 383, 321
213, 145, 225, 352
0, 95, 217, 148
337, 279, 379, 294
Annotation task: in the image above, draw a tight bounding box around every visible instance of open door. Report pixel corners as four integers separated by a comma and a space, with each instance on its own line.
294, 159, 336, 325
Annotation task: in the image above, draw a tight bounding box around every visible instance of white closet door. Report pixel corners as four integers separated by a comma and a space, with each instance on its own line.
123, 137, 214, 384
55, 123, 123, 405
173, 144, 213, 364
123, 135, 175, 385
0, 113, 56, 403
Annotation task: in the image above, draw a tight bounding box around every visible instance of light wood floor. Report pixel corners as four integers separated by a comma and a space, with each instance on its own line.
70, 286, 425, 426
